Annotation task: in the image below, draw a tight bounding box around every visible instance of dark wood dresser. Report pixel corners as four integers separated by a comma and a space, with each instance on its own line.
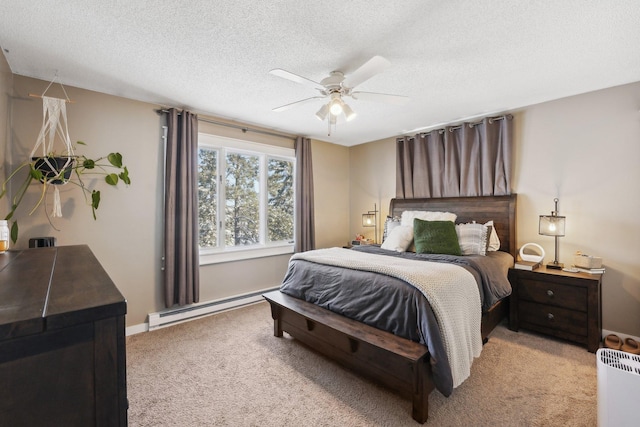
508, 266, 602, 352
0, 245, 127, 426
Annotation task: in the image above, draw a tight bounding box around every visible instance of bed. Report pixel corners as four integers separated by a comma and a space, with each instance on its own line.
263, 195, 517, 423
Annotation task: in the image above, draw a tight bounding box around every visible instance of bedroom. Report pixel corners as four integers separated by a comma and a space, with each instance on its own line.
0, 1, 639, 425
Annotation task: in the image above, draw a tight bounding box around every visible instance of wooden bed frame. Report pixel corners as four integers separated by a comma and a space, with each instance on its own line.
263, 195, 517, 423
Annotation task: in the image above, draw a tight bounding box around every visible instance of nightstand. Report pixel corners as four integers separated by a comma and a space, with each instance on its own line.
508, 266, 602, 352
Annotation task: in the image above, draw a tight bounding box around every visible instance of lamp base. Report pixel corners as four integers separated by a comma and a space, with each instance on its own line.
546, 261, 564, 270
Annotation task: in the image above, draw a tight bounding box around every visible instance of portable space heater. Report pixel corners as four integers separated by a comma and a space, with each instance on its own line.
597, 348, 640, 426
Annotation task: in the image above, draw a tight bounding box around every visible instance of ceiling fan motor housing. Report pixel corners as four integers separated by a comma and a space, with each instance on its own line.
320, 71, 345, 90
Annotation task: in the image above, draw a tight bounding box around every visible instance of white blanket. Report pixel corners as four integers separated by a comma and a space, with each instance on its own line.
292, 247, 483, 388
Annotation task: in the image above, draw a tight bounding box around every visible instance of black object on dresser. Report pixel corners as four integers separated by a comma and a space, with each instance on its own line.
0, 245, 128, 426
508, 266, 602, 352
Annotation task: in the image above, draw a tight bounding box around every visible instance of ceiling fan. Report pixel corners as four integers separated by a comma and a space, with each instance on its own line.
269, 56, 409, 133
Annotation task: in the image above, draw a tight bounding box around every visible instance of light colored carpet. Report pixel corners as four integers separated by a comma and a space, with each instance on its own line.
126, 301, 597, 426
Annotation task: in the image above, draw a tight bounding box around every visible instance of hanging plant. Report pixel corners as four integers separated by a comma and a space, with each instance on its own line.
0, 141, 131, 243
32, 156, 75, 184
0, 88, 132, 244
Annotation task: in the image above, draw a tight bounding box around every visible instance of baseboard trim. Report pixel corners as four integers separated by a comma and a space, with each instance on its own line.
126, 323, 148, 336
126, 286, 278, 336
148, 286, 279, 331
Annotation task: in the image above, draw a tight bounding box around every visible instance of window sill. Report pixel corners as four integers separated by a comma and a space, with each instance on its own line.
199, 244, 294, 265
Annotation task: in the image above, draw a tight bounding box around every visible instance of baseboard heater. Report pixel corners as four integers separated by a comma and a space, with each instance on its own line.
148, 286, 278, 331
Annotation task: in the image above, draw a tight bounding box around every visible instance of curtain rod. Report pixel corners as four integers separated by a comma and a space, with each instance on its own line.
156, 109, 296, 141
415, 114, 513, 135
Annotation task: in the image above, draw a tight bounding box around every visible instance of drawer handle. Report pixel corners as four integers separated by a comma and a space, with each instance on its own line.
547, 313, 554, 320
546, 290, 554, 297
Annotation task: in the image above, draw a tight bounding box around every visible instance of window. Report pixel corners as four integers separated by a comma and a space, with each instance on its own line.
198, 133, 295, 264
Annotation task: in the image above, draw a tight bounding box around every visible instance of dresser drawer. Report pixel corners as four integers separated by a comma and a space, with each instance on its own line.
518, 278, 587, 311
519, 300, 588, 336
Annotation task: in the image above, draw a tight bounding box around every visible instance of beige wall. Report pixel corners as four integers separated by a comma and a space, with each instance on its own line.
9, 75, 167, 327
0, 49, 12, 214
348, 81, 640, 337
513, 82, 640, 337
6, 75, 350, 328
311, 139, 350, 248
349, 137, 396, 243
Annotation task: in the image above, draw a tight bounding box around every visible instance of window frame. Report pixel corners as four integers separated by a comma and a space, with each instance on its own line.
198, 133, 295, 265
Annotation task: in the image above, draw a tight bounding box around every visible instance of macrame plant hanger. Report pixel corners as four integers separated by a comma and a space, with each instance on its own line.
29, 75, 75, 218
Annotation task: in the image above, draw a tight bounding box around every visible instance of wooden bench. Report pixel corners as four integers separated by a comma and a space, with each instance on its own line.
263, 290, 434, 423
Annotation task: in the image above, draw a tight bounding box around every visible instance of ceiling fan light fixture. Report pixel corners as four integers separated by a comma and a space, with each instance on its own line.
315, 104, 329, 121
270, 56, 404, 136
329, 98, 343, 115
342, 103, 356, 121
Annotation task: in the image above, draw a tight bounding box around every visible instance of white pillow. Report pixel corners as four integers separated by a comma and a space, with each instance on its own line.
485, 220, 501, 251
380, 225, 414, 252
456, 222, 490, 256
382, 216, 402, 242
400, 210, 457, 227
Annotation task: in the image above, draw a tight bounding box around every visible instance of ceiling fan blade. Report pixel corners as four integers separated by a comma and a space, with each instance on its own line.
351, 91, 409, 105
269, 68, 325, 91
272, 96, 326, 112
343, 56, 391, 89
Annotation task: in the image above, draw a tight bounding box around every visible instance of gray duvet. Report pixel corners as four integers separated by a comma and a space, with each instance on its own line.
279, 245, 513, 396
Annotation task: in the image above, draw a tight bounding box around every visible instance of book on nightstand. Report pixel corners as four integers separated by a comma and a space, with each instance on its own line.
514, 260, 541, 271
573, 266, 605, 274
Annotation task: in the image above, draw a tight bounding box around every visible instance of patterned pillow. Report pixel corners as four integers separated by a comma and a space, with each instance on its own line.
413, 219, 461, 256
456, 222, 491, 256
382, 216, 402, 242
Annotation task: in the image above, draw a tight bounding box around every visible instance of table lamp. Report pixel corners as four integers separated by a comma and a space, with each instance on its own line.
539, 198, 566, 269
362, 203, 378, 244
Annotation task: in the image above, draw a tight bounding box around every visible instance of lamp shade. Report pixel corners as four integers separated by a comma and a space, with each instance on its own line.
342, 103, 357, 121
539, 215, 566, 236
315, 104, 329, 121
362, 213, 375, 227
329, 98, 343, 115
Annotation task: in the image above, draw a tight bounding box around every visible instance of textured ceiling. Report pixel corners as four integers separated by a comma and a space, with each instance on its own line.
1, 1, 639, 146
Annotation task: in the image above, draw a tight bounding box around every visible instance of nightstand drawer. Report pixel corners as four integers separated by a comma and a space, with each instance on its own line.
508, 266, 602, 352
518, 278, 587, 311
519, 301, 588, 336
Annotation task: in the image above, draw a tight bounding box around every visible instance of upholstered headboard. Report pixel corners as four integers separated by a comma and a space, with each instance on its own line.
388, 195, 517, 258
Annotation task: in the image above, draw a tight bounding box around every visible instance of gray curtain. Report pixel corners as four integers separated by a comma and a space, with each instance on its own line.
294, 136, 315, 252
164, 108, 200, 307
396, 115, 512, 198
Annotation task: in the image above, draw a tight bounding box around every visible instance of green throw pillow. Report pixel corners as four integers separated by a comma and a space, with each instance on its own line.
413, 219, 462, 256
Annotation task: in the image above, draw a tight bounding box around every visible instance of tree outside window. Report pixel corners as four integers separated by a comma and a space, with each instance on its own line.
197, 135, 295, 258
225, 152, 259, 246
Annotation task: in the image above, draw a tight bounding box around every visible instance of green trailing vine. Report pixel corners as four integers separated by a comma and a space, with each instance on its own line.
0, 141, 131, 243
